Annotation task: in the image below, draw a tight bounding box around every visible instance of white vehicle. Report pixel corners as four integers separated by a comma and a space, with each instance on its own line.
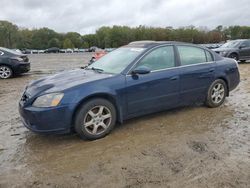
73, 48, 79, 53
66, 48, 73, 53
38, 50, 45, 54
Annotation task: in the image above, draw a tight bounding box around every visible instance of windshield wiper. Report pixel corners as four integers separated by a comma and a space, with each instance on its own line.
85, 67, 104, 73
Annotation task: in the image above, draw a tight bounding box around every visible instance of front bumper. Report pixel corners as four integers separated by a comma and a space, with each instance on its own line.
19, 103, 74, 134
13, 62, 30, 74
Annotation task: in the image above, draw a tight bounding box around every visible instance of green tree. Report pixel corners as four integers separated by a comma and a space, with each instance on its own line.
64, 32, 82, 48
0, 20, 19, 48
16, 29, 33, 49
48, 38, 61, 48
1, 20, 250, 49
63, 38, 74, 48
82, 41, 89, 48
31, 28, 59, 49
82, 34, 98, 47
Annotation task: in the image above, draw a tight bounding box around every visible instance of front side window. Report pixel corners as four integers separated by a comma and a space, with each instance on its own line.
135, 46, 175, 71
241, 40, 250, 47
177, 46, 207, 66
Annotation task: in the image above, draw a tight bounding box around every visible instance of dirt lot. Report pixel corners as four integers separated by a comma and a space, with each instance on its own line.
0, 54, 249, 188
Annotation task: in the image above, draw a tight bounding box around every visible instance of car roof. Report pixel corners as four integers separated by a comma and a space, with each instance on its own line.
123, 40, 223, 62
125, 41, 201, 48
229, 39, 250, 42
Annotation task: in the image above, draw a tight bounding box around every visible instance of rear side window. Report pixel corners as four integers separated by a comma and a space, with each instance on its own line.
136, 46, 175, 71
177, 46, 207, 66
205, 50, 213, 62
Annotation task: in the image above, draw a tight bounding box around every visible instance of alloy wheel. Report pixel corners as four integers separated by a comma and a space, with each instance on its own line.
0, 66, 12, 79
83, 105, 112, 135
211, 83, 225, 104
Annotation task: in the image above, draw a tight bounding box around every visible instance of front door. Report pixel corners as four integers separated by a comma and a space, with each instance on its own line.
125, 46, 180, 116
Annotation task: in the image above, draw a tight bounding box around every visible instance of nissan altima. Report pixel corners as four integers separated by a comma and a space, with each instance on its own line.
19, 41, 240, 140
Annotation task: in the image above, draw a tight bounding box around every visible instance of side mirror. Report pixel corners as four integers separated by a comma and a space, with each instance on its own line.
132, 66, 151, 75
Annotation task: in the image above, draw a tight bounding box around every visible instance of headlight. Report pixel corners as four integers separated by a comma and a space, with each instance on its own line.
32, 93, 64, 107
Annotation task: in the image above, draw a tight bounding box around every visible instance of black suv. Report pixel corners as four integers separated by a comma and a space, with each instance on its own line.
213, 39, 250, 62
0, 47, 30, 79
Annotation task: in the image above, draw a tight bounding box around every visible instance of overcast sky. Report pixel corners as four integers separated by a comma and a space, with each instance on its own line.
0, 0, 250, 34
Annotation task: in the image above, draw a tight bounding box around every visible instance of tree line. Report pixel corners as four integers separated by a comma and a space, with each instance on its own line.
1, 20, 250, 49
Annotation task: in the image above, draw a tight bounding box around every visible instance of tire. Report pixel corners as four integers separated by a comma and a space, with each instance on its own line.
240, 60, 246, 63
206, 79, 227, 108
228, 53, 239, 61
0, 65, 13, 79
74, 98, 117, 140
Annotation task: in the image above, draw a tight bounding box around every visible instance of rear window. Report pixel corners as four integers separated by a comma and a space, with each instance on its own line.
177, 46, 207, 66
205, 51, 213, 62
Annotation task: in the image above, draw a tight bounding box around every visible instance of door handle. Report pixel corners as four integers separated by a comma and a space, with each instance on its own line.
199, 68, 215, 78
209, 68, 215, 73
170, 76, 178, 81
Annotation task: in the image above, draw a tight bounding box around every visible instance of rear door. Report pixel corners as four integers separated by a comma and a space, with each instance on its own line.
176, 45, 215, 105
125, 45, 180, 116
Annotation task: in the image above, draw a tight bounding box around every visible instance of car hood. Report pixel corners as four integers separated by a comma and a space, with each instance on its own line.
212, 48, 235, 52
26, 69, 113, 96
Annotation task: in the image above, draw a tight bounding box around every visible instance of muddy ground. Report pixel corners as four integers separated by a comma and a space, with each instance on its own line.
0, 54, 249, 188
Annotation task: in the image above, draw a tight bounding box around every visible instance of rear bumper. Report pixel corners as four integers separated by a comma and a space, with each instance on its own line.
228, 66, 240, 92
18, 103, 74, 134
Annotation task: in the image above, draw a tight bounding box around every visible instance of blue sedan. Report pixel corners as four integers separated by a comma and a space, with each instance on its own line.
19, 41, 240, 140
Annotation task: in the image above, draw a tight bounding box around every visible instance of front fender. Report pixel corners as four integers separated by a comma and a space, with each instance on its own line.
64, 75, 126, 125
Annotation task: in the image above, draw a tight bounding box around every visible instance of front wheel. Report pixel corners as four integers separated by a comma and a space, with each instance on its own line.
206, 79, 227, 108
229, 53, 239, 61
74, 98, 117, 140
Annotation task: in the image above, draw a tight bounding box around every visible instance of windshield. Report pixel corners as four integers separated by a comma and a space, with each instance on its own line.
87, 47, 145, 74
220, 41, 241, 48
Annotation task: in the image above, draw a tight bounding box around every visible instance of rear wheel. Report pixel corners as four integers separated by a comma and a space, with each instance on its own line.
74, 98, 116, 140
0, 65, 13, 79
206, 79, 227, 108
